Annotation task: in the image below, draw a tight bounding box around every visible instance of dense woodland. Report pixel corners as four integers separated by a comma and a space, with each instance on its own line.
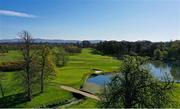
95, 40, 180, 61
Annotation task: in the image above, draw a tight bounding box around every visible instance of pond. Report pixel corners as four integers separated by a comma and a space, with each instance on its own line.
83, 61, 180, 94
82, 74, 114, 94
143, 61, 180, 82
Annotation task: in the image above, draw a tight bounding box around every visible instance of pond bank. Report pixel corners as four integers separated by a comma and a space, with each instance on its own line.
57, 69, 104, 108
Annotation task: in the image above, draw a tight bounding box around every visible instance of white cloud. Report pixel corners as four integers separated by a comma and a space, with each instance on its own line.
0, 10, 37, 18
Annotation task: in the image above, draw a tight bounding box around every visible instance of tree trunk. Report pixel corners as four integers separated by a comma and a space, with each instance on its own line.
0, 83, 4, 98
27, 65, 32, 101
40, 68, 44, 93
40, 57, 45, 93
124, 68, 133, 108
20, 31, 33, 101
26, 46, 32, 101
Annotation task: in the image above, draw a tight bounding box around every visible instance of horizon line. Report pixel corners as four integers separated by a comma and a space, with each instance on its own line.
0, 38, 179, 43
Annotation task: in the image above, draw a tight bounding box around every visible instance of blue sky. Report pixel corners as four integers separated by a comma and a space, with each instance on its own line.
0, 0, 179, 41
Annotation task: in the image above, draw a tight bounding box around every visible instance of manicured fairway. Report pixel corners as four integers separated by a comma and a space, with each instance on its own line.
54, 48, 121, 88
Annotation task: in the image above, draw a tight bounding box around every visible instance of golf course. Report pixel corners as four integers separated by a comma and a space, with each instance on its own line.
0, 48, 122, 107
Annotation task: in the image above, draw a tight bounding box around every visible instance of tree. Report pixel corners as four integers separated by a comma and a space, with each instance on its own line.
59, 48, 68, 66
39, 44, 56, 93
19, 31, 34, 101
64, 45, 81, 53
81, 40, 91, 48
0, 45, 8, 53
161, 50, 168, 60
0, 54, 10, 98
98, 56, 174, 108
154, 48, 161, 60
168, 41, 180, 61
52, 47, 68, 66
0, 72, 4, 98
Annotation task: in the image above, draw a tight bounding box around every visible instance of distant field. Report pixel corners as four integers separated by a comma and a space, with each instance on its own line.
0, 48, 121, 107
0, 50, 22, 63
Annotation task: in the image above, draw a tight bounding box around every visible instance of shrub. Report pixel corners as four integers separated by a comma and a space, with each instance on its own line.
0, 61, 24, 72
64, 45, 82, 53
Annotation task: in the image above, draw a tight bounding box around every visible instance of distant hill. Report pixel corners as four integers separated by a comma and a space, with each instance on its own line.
0, 38, 102, 44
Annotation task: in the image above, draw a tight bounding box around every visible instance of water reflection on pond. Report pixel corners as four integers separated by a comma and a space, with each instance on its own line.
143, 61, 180, 82
83, 74, 114, 94
83, 61, 180, 94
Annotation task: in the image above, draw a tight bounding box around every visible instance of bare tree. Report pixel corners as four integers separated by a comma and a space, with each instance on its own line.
19, 31, 34, 101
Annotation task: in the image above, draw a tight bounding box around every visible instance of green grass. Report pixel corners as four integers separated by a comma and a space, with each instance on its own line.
54, 48, 121, 88
173, 83, 180, 107
1, 48, 121, 107
0, 50, 22, 63
17, 86, 72, 107
1, 71, 23, 97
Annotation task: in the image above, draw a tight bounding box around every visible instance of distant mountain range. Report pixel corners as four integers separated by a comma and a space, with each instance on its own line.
0, 38, 102, 44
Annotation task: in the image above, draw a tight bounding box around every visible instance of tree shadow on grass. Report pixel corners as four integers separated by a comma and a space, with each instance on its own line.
0, 92, 28, 108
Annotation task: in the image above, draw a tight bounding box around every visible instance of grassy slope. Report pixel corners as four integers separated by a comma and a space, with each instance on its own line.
54, 48, 121, 88
1, 71, 23, 96
1, 48, 121, 107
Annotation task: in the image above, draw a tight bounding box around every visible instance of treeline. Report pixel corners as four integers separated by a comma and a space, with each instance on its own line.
0, 43, 82, 72
0, 40, 93, 52
0, 44, 82, 53
95, 40, 180, 61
